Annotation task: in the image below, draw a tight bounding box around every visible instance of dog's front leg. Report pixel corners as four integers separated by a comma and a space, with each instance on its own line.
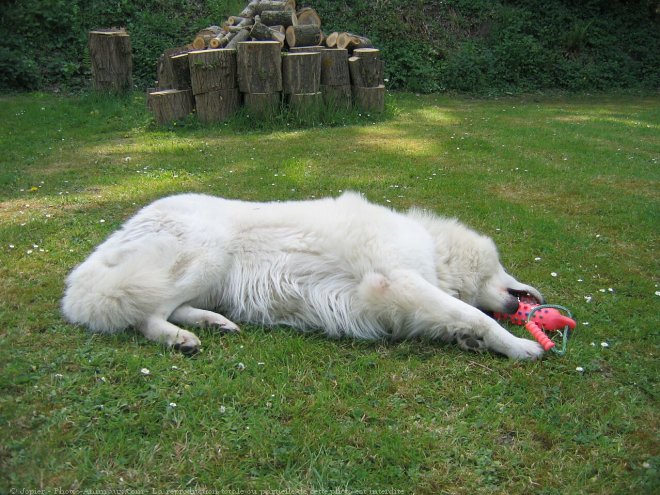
358, 270, 544, 360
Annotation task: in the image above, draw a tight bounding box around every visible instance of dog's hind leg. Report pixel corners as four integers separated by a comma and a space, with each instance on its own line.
358, 270, 544, 360
169, 304, 240, 333
138, 316, 202, 355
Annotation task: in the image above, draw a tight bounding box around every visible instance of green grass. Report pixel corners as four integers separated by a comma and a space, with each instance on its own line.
1, 91, 658, 494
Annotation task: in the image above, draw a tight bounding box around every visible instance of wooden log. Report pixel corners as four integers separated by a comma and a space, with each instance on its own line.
296, 7, 321, 26
253, 0, 295, 15
321, 84, 352, 110
325, 32, 339, 48
189, 49, 237, 95
170, 53, 192, 89
282, 52, 321, 94
250, 21, 286, 46
88, 29, 132, 92
225, 25, 252, 33
352, 85, 384, 113
243, 92, 281, 118
148, 89, 194, 124
354, 48, 382, 63
157, 46, 188, 88
209, 34, 229, 49
193, 26, 223, 49
286, 24, 322, 47
237, 41, 282, 93
227, 16, 253, 28
195, 88, 241, 123
261, 10, 297, 27
320, 48, 349, 86
286, 92, 322, 113
198, 25, 222, 35
337, 32, 372, 51
239, 0, 260, 17
349, 48, 384, 87
226, 29, 251, 49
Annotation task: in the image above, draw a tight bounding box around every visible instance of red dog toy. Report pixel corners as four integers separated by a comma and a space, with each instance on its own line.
494, 301, 576, 354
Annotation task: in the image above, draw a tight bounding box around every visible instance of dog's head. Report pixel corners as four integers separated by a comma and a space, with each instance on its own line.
475, 267, 544, 314
464, 236, 544, 314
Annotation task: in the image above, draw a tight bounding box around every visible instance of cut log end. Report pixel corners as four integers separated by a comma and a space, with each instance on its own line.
286, 24, 323, 47
326, 32, 339, 48
296, 7, 321, 27
337, 32, 372, 51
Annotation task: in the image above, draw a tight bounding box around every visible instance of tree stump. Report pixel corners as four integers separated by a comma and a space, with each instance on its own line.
282, 52, 321, 94
189, 49, 237, 95
320, 48, 350, 86
88, 29, 132, 92
352, 85, 384, 113
148, 89, 194, 124
244, 92, 281, 118
237, 41, 282, 93
169, 53, 192, 89
321, 84, 352, 110
195, 89, 241, 123
288, 46, 324, 53
348, 48, 384, 88
156, 46, 189, 89
285, 25, 322, 47
287, 92, 322, 114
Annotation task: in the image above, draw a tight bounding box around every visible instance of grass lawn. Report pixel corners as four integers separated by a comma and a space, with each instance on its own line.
0, 91, 658, 494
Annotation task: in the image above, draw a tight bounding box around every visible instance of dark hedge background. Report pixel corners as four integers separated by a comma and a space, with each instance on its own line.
1, 0, 658, 93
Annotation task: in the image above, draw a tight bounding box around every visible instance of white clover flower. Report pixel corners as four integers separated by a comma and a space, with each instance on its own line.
140, 368, 150, 375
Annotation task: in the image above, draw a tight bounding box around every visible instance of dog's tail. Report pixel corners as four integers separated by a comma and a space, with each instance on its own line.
61, 243, 174, 334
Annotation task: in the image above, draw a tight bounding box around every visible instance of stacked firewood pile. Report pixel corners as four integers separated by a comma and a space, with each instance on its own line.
148, 0, 385, 124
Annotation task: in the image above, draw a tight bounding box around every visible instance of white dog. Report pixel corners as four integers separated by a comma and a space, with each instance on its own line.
62, 192, 545, 359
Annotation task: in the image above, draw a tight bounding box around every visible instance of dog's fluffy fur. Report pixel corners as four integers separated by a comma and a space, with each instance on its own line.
62, 192, 545, 359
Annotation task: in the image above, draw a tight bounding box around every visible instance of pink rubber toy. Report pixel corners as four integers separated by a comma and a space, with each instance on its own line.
494, 301, 576, 351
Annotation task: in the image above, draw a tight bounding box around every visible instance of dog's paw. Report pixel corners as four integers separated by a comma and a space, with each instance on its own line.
505, 337, 545, 360
173, 329, 201, 355
204, 315, 240, 333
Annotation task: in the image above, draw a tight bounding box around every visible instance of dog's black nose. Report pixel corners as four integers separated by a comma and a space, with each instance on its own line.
503, 295, 520, 314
